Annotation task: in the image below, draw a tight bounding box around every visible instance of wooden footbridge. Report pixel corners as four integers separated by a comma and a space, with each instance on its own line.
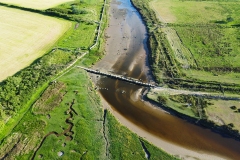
77, 66, 156, 88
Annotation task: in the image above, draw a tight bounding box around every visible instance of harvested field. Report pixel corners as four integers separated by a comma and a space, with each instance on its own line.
0, 0, 73, 10
0, 6, 71, 82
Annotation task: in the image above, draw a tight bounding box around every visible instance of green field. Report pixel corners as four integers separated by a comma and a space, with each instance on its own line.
0, 59, 176, 159
0, 6, 71, 82
151, 0, 240, 24
130, 0, 240, 139
106, 111, 178, 160
0, 0, 105, 135
0, 0, 74, 10
206, 99, 240, 131
149, 0, 240, 84
0, 0, 177, 159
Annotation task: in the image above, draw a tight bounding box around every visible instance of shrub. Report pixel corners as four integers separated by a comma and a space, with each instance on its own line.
157, 96, 167, 104
230, 106, 237, 110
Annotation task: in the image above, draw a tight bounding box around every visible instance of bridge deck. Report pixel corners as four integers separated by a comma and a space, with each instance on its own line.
77, 66, 156, 87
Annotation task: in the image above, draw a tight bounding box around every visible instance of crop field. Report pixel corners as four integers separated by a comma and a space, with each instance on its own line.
0, 0, 73, 10
0, 6, 71, 82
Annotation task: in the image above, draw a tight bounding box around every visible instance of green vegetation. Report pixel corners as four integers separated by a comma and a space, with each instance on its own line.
33, 69, 106, 159
0, 0, 104, 138
0, 0, 177, 159
132, 0, 240, 92
58, 23, 97, 49
131, 0, 240, 93
0, 6, 71, 81
0, 69, 105, 159
0, 67, 177, 159
32, 82, 66, 115
45, 0, 104, 24
0, 48, 82, 138
147, 91, 207, 118
106, 111, 178, 160
206, 99, 240, 131
131, 0, 240, 139
174, 26, 240, 70
147, 0, 240, 88
151, 0, 240, 24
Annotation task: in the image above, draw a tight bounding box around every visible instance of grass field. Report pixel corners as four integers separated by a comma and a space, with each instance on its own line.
206, 99, 240, 131
149, 0, 240, 85
58, 23, 97, 49
0, 6, 71, 82
0, 68, 176, 159
0, 69, 105, 159
0, 0, 74, 10
150, 0, 240, 24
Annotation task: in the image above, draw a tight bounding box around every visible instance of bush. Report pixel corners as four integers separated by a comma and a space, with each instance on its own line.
157, 96, 167, 104
230, 106, 237, 110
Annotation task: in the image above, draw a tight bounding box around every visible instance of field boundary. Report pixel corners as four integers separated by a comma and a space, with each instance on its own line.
0, 0, 108, 142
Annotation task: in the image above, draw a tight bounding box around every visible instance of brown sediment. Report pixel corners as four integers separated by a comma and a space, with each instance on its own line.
31, 99, 76, 159
91, 0, 240, 159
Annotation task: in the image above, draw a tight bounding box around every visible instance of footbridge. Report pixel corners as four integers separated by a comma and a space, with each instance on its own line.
77, 66, 156, 88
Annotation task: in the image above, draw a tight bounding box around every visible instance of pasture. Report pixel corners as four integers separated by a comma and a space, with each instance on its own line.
0, 0, 73, 10
206, 100, 240, 131
0, 6, 71, 82
150, 0, 240, 24
149, 0, 240, 85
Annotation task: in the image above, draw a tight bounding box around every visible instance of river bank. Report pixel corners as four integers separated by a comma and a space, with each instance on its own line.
100, 92, 228, 160
130, 0, 240, 142
91, 0, 240, 159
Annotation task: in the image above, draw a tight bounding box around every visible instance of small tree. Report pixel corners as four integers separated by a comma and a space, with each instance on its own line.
157, 96, 167, 104
230, 106, 236, 110
226, 16, 234, 22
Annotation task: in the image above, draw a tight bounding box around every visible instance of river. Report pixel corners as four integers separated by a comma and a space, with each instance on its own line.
91, 0, 240, 159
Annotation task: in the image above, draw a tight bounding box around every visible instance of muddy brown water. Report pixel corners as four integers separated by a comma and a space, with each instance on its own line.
92, 0, 240, 159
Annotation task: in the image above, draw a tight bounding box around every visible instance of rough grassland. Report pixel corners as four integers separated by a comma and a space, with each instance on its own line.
149, 0, 240, 84
206, 100, 240, 131
150, 0, 240, 24
0, 0, 73, 10
0, 6, 71, 82
106, 111, 178, 160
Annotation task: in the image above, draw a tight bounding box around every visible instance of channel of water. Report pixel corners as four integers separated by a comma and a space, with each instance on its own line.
91, 0, 240, 159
